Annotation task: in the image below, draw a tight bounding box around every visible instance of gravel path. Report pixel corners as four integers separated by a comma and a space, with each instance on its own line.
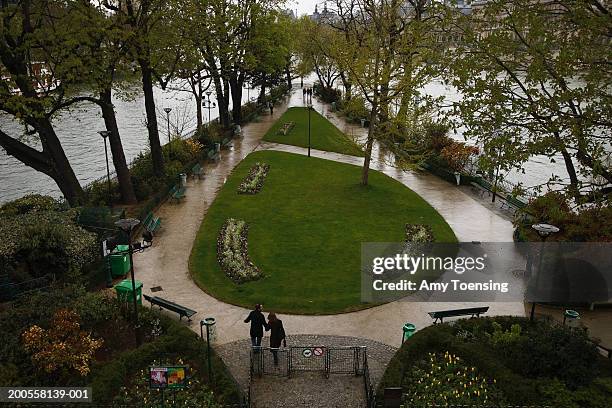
215, 334, 397, 408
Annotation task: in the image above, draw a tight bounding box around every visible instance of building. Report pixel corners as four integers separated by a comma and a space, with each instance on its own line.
309, 3, 338, 24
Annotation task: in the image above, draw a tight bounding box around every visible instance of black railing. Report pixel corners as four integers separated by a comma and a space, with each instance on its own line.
250, 345, 368, 379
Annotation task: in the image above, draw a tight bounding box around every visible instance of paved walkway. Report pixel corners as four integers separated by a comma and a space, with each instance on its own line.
134, 87, 524, 349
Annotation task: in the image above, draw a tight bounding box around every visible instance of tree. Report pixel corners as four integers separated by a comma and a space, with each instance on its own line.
323, 0, 445, 185
102, 0, 187, 177
0, 0, 86, 205
450, 0, 612, 201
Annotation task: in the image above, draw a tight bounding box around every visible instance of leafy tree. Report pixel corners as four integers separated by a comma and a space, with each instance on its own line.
0, 0, 87, 205
450, 0, 612, 201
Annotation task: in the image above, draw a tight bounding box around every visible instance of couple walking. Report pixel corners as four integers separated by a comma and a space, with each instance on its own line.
244, 304, 286, 365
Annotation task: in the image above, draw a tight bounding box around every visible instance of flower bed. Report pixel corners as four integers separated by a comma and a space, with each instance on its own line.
217, 218, 262, 283
405, 224, 434, 243
237, 162, 270, 195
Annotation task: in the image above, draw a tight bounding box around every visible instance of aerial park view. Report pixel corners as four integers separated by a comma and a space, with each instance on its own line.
0, 0, 610, 407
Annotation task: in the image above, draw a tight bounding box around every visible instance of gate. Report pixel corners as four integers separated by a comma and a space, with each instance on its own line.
250, 345, 367, 378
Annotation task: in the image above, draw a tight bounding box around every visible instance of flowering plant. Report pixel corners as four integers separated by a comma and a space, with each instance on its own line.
217, 218, 262, 283
238, 163, 270, 195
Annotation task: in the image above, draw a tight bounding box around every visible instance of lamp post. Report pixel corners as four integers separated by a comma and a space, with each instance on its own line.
307, 103, 312, 157
163, 107, 172, 157
529, 223, 559, 321
114, 218, 153, 346
203, 91, 216, 126
200, 318, 216, 383
98, 131, 112, 207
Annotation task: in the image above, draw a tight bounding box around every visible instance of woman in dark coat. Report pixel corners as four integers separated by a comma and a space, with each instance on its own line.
266, 312, 286, 366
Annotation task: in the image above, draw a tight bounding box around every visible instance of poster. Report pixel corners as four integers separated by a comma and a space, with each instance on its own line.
149, 366, 188, 389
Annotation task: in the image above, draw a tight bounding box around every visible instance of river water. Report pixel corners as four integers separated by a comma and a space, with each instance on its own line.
0, 80, 573, 204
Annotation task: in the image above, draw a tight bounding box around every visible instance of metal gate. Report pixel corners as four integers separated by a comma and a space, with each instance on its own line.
251, 346, 367, 378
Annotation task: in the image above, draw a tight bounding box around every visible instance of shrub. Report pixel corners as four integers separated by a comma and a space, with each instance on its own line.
0, 195, 63, 216
314, 84, 341, 103
404, 352, 505, 405
0, 211, 97, 281
440, 141, 479, 172
341, 96, 369, 121
22, 309, 103, 376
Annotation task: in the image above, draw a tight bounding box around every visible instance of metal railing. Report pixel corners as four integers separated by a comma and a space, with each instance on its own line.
250, 345, 368, 379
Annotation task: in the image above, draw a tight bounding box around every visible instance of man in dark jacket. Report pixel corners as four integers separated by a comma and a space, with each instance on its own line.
244, 304, 268, 349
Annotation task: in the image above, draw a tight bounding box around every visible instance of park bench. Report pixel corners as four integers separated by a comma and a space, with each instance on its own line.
277, 121, 295, 136
207, 148, 219, 162
221, 137, 233, 149
142, 211, 161, 234
500, 194, 528, 212
428, 306, 489, 324
169, 184, 186, 203
144, 294, 197, 322
470, 179, 494, 198
191, 163, 205, 180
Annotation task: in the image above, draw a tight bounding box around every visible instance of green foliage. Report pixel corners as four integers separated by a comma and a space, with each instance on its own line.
379, 317, 611, 406
516, 192, 612, 241
0, 210, 97, 281
340, 96, 369, 122
405, 352, 505, 405
313, 83, 341, 103
0, 195, 64, 216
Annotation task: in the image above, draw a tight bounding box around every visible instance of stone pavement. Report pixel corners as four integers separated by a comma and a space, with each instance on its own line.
216, 334, 397, 406
134, 86, 524, 350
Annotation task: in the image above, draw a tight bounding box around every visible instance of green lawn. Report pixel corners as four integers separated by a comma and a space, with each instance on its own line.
263, 107, 364, 156
190, 150, 456, 314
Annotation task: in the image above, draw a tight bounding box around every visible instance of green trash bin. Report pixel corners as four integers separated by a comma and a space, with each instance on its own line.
110, 245, 131, 277
402, 323, 416, 343
114, 279, 143, 305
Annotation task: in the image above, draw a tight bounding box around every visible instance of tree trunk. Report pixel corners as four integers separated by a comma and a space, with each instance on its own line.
229, 73, 244, 125
361, 104, 379, 186
285, 62, 292, 88
195, 72, 203, 132
340, 71, 351, 100
140, 59, 165, 177
100, 89, 137, 204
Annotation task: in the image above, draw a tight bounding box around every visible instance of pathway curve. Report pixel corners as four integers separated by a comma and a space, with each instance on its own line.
134, 87, 523, 350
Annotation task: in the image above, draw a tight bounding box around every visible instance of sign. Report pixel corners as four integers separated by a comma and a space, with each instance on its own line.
313, 347, 324, 356
149, 366, 188, 389
302, 349, 312, 358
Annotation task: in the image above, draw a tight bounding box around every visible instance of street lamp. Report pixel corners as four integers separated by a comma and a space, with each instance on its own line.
529, 223, 560, 321
307, 103, 313, 157
114, 218, 154, 346
98, 131, 112, 207
203, 91, 216, 126
163, 107, 172, 157
200, 317, 216, 383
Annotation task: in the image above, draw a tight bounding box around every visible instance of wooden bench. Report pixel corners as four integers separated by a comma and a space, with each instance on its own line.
144, 294, 197, 322
169, 184, 186, 203
191, 163, 205, 179
428, 306, 489, 324
277, 121, 295, 136
207, 148, 219, 162
142, 211, 161, 234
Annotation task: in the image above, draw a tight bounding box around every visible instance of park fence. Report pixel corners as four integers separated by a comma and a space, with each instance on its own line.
250, 345, 368, 379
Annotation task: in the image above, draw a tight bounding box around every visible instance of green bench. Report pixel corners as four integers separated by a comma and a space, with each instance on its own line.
169, 184, 186, 203
142, 211, 161, 234
428, 306, 489, 324
501, 195, 528, 212
470, 179, 494, 198
221, 137, 233, 148
191, 163, 205, 179
144, 294, 197, 322
277, 121, 295, 136
207, 148, 219, 162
